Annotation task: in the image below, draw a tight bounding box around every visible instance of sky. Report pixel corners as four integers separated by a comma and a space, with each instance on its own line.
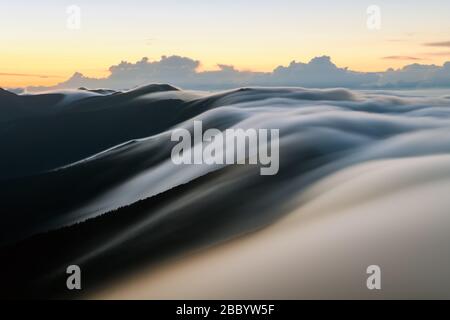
1, 0, 450, 87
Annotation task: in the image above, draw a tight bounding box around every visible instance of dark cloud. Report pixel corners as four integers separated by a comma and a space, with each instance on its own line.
382, 56, 423, 61
424, 41, 450, 47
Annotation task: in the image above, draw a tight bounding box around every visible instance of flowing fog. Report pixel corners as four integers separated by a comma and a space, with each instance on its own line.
2, 86, 450, 298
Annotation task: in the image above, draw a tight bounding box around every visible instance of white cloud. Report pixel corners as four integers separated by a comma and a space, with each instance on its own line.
26, 55, 450, 91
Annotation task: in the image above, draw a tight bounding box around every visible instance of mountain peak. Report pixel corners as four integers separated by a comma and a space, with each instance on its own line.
128, 83, 180, 95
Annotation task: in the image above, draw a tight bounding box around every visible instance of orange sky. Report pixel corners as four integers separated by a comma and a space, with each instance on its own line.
1, 0, 450, 87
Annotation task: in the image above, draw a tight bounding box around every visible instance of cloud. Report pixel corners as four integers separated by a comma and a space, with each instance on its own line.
24, 55, 450, 91
0, 72, 60, 79
382, 56, 424, 61
379, 62, 450, 88
269, 56, 378, 88
424, 41, 450, 47
386, 39, 407, 43
424, 52, 450, 57
43, 56, 200, 90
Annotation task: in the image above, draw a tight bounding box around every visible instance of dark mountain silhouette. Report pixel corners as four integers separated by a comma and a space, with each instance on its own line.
0, 165, 290, 299
0, 85, 187, 179
0, 87, 65, 122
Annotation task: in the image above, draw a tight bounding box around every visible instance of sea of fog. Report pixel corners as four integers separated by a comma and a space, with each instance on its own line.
1, 86, 450, 298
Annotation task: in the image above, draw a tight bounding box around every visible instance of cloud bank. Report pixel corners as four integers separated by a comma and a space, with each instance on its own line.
26, 55, 450, 91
